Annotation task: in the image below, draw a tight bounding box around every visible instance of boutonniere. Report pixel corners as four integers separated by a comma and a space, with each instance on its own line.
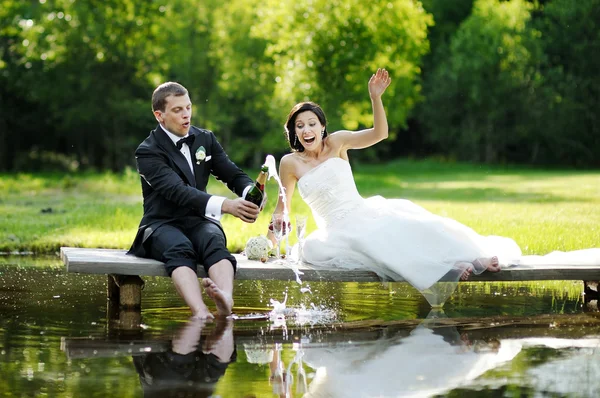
195, 146, 206, 164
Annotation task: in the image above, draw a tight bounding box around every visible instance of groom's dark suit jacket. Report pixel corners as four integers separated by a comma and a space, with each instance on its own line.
128, 125, 253, 258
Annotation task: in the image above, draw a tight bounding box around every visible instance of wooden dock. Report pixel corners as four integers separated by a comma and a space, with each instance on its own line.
60, 247, 600, 312
60, 247, 600, 282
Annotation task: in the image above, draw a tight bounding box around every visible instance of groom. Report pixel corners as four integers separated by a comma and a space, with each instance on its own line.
128, 81, 261, 319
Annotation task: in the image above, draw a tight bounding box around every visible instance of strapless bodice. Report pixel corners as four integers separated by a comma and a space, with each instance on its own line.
297, 158, 364, 228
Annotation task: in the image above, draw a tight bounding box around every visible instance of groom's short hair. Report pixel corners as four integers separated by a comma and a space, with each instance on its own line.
152, 82, 188, 112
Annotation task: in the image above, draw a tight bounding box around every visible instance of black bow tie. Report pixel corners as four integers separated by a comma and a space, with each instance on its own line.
176, 135, 195, 150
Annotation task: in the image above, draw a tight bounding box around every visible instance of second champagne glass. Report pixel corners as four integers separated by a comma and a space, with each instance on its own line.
271, 213, 285, 260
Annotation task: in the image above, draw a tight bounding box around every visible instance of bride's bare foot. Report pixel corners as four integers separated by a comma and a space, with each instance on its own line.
461, 267, 472, 281
456, 262, 473, 281
474, 256, 501, 273
202, 278, 234, 316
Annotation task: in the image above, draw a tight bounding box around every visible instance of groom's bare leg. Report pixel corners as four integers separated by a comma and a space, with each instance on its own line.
204, 259, 235, 316
172, 318, 206, 355
172, 266, 214, 319
203, 317, 234, 363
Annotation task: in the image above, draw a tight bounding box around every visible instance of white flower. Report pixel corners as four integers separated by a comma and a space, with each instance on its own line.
195, 146, 206, 164
245, 236, 273, 262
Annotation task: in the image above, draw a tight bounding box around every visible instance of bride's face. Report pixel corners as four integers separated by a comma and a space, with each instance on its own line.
294, 111, 324, 151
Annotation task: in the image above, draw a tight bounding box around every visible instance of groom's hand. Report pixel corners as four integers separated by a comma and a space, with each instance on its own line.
242, 189, 267, 212
222, 198, 260, 223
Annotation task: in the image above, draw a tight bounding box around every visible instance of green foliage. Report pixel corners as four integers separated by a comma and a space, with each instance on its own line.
527, 0, 600, 166
2, 0, 159, 170
422, 0, 475, 43
209, 0, 281, 166
419, 0, 600, 167
421, 0, 544, 163
1, 0, 599, 170
253, 0, 432, 132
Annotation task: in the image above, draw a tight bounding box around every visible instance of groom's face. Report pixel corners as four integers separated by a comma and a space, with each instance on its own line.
156, 94, 192, 137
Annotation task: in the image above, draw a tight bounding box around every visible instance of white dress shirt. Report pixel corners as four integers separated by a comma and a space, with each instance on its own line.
161, 126, 242, 221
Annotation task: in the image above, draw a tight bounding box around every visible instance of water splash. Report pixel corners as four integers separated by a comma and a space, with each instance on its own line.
265, 154, 287, 222
268, 293, 337, 327
264, 154, 279, 186
264, 155, 289, 246
264, 155, 304, 283
269, 292, 288, 313
300, 286, 312, 294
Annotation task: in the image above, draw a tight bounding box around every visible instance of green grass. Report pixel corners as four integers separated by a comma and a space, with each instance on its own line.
1, 159, 599, 255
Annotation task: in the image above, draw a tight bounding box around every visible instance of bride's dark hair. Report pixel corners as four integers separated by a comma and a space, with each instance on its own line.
284, 102, 328, 152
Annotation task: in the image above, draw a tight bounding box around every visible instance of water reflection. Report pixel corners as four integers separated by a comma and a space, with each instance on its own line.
241, 311, 600, 398
57, 312, 600, 398
246, 343, 308, 397
1, 259, 600, 397
298, 310, 519, 397
133, 317, 235, 398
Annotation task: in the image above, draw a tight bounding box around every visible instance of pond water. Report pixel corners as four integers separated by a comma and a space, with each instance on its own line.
1, 255, 599, 397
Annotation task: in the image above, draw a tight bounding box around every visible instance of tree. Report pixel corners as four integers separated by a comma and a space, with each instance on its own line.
208, 0, 281, 167
3, 0, 161, 171
421, 0, 543, 163
530, 0, 600, 166
251, 0, 433, 161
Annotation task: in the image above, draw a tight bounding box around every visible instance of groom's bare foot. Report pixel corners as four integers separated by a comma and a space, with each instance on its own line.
475, 256, 501, 273
190, 304, 215, 320
202, 278, 234, 316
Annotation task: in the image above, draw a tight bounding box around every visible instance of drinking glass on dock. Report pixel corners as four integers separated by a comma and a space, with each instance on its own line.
271, 213, 285, 260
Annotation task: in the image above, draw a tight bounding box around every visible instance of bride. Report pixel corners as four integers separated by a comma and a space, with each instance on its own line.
267, 68, 597, 300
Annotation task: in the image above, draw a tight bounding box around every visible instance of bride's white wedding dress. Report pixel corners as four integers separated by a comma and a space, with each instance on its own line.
298, 157, 600, 294
301, 311, 523, 398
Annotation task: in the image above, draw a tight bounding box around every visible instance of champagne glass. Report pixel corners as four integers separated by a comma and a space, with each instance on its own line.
295, 215, 307, 263
296, 360, 308, 394
271, 213, 285, 260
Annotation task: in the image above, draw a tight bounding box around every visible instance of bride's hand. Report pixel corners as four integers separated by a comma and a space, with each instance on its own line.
368, 68, 391, 99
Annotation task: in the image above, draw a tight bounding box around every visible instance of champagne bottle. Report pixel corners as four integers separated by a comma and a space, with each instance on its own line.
245, 164, 269, 207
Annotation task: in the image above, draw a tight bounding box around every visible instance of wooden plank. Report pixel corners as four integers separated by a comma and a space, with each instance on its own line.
60, 247, 600, 282
60, 247, 383, 282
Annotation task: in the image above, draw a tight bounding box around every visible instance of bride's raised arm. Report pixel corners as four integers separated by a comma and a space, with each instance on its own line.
332, 68, 391, 151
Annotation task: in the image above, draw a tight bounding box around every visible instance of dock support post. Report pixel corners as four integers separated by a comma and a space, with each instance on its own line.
584, 281, 599, 312
119, 276, 144, 309
584, 281, 599, 300
106, 275, 145, 331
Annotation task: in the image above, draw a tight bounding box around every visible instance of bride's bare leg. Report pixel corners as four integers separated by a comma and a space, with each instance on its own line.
473, 256, 500, 273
